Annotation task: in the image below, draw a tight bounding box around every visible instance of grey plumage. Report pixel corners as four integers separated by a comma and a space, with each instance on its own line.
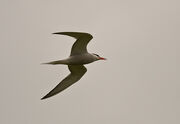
41, 32, 106, 100
41, 65, 87, 100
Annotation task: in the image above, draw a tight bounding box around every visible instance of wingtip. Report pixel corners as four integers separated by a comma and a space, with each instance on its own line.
41, 97, 45, 100
52, 32, 60, 35
41, 62, 49, 65
41, 95, 48, 100
41, 92, 55, 100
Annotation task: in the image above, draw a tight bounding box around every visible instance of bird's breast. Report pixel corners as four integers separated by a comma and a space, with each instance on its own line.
68, 54, 95, 65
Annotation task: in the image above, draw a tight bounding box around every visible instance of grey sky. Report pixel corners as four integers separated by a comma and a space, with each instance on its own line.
0, 0, 179, 124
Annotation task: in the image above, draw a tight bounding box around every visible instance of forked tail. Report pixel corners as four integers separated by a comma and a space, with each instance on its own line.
42, 60, 67, 65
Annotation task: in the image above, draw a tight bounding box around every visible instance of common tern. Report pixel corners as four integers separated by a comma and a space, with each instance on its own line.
41, 32, 106, 100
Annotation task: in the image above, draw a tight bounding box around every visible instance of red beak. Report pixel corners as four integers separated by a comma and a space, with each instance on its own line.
99, 57, 107, 60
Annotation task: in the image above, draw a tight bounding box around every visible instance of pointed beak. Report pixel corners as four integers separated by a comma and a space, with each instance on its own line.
99, 57, 107, 60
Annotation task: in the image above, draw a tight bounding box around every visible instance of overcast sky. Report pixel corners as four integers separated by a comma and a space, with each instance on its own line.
0, 0, 179, 124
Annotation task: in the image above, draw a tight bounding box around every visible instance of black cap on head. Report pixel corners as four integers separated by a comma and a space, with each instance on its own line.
92, 53, 100, 57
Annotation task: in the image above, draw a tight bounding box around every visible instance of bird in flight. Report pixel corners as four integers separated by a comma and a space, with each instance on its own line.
41, 32, 106, 100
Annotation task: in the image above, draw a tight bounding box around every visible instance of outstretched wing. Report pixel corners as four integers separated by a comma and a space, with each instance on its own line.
41, 65, 87, 100
53, 32, 93, 56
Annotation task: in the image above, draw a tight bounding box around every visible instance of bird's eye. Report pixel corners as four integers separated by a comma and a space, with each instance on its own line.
93, 53, 100, 57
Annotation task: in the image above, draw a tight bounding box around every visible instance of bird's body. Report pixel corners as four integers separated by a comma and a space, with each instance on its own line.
41, 32, 106, 100
45, 53, 98, 65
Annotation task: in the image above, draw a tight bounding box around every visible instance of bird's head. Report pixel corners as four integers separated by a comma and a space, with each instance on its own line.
92, 53, 107, 61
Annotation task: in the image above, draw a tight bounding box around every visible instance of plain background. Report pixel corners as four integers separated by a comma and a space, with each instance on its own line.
0, 0, 179, 124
